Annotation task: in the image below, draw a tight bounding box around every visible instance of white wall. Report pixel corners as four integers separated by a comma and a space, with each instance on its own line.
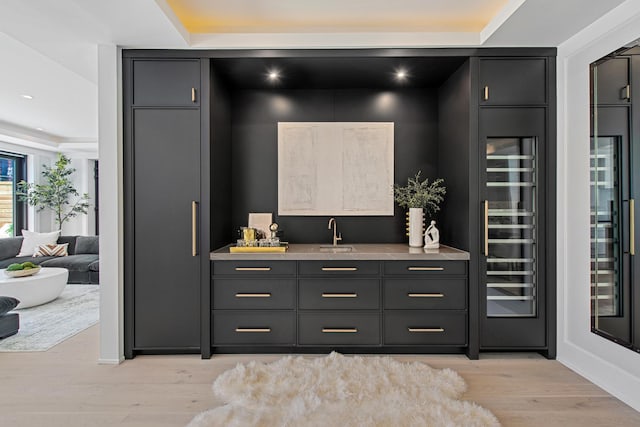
557, 0, 640, 411
97, 44, 123, 364
60, 155, 97, 236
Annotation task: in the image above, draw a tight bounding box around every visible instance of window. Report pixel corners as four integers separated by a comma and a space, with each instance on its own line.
0, 152, 26, 238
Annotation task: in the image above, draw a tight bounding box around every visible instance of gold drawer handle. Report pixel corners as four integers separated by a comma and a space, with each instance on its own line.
321, 267, 358, 271
235, 328, 271, 333
407, 267, 444, 271
322, 328, 358, 333
235, 267, 272, 271
408, 328, 445, 333
408, 293, 444, 298
235, 293, 272, 298
322, 293, 357, 298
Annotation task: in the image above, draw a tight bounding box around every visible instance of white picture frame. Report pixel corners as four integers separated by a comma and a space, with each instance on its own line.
248, 213, 273, 239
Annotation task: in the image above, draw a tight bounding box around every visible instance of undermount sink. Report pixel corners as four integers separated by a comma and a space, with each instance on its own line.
319, 245, 354, 253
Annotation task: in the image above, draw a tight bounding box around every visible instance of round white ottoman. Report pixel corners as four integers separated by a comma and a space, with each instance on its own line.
0, 267, 69, 308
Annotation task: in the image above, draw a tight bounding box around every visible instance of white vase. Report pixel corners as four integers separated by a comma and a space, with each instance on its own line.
408, 208, 424, 247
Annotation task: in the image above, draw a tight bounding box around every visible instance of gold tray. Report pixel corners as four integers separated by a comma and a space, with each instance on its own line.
229, 245, 288, 253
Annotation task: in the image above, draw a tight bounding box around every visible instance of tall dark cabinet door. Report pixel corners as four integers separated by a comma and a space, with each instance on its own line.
479, 107, 548, 349
133, 109, 201, 349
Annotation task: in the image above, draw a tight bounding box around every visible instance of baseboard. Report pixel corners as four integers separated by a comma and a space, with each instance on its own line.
98, 356, 124, 365
558, 340, 640, 412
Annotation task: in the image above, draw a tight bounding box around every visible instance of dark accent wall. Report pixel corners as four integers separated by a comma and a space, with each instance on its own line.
210, 67, 233, 249
229, 88, 439, 244
438, 61, 471, 251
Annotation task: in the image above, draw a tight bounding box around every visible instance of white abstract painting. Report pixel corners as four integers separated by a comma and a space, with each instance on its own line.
278, 122, 394, 216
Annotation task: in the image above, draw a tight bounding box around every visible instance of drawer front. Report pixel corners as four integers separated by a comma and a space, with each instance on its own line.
384, 278, 466, 310
384, 311, 466, 345
383, 261, 466, 276
299, 279, 379, 310
213, 279, 296, 309
212, 311, 295, 345
298, 312, 380, 345
213, 261, 296, 276
299, 261, 379, 276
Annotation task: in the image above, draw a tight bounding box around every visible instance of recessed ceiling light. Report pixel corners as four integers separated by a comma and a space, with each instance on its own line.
36, 127, 44, 131
394, 68, 409, 83
21, 94, 34, 100
266, 69, 280, 83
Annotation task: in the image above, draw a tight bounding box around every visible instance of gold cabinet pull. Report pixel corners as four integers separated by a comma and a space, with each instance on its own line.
408, 293, 444, 298
235, 293, 271, 298
484, 200, 489, 256
631, 199, 635, 256
322, 328, 358, 333
408, 327, 445, 333
235, 328, 271, 333
321, 267, 358, 271
191, 87, 196, 102
483, 86, 489, 100
322, 293, 357, 298
191, 201, 198, 257
407, 267, 444, 271
235, 267, 272, 271
622, 84, 631, 100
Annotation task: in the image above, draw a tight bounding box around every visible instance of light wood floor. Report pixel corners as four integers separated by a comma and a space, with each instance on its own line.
0, 325, 639, 427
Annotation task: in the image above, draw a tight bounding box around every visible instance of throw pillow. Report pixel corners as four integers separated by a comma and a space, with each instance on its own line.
75, 236, 99, 254
0, 296, 19, 315
17, 230, 60, 257
34, 243, 69, 257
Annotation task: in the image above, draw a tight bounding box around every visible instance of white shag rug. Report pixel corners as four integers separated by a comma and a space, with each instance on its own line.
0, 284, 99, 352
189, 352, 500, 427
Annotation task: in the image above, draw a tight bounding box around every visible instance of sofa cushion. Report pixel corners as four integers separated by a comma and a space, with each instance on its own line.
0, 256, 54, 269
40, 254, 99, 272
0, 237, 23, 260
88, 260, 99, 272
0, 296, 19, 315
57, 236, 77, 255
0, 313, 19, 339
75, 236, 98, 255
18, 230, 60, 257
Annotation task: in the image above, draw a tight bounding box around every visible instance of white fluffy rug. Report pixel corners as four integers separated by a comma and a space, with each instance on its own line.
0, 284, 99, 352
189, 352, 500, 427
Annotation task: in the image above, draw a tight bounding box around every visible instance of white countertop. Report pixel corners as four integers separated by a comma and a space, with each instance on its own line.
210, 243, 469, 261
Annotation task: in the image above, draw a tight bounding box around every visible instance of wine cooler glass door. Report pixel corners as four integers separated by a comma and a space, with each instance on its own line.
485, 137, 537, 317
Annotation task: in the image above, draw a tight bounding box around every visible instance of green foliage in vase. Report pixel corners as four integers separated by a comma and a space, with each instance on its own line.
16, 153, 91, 229
393, 171, 446, 216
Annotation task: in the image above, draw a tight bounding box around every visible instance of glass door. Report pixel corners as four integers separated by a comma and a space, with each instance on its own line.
485, 138, 537, 317
0, 153, 26, 238
479, 107, 547, 350
590, 136, 622, 321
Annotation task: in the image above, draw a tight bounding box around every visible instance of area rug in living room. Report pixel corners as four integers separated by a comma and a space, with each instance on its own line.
0, 284, 99, 352
189, 352, 500, 427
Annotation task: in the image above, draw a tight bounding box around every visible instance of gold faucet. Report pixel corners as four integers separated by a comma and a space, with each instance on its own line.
328, 217, 342, 246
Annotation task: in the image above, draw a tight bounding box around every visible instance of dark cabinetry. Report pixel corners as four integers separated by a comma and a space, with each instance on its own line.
590, 50, 640, 353
132, 60, 200, 106
211, 258, 468, 353
211, 261, 296, 346
479, 58, 547, 105
124, 58, 209, 357
475, 57, 555, 356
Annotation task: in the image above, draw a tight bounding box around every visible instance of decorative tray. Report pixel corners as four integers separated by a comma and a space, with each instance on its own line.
229, 245, 288, 253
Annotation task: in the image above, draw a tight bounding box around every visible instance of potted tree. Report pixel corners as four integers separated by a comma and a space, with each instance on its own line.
16, 153, 91, 230
393, 171, 446, 247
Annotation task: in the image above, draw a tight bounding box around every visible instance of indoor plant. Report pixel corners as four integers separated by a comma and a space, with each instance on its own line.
16, 153, 91, 229
394, 171, 446, 247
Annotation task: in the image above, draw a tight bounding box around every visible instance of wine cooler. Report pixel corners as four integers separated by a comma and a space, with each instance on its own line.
479, 107, 548, 349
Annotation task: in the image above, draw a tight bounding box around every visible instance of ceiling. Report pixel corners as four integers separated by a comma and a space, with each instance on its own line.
0, 0, 630, 153
166, 0, 508, 33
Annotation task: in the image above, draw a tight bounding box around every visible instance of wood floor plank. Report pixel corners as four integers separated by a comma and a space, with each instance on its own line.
0, 324, 638, 426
